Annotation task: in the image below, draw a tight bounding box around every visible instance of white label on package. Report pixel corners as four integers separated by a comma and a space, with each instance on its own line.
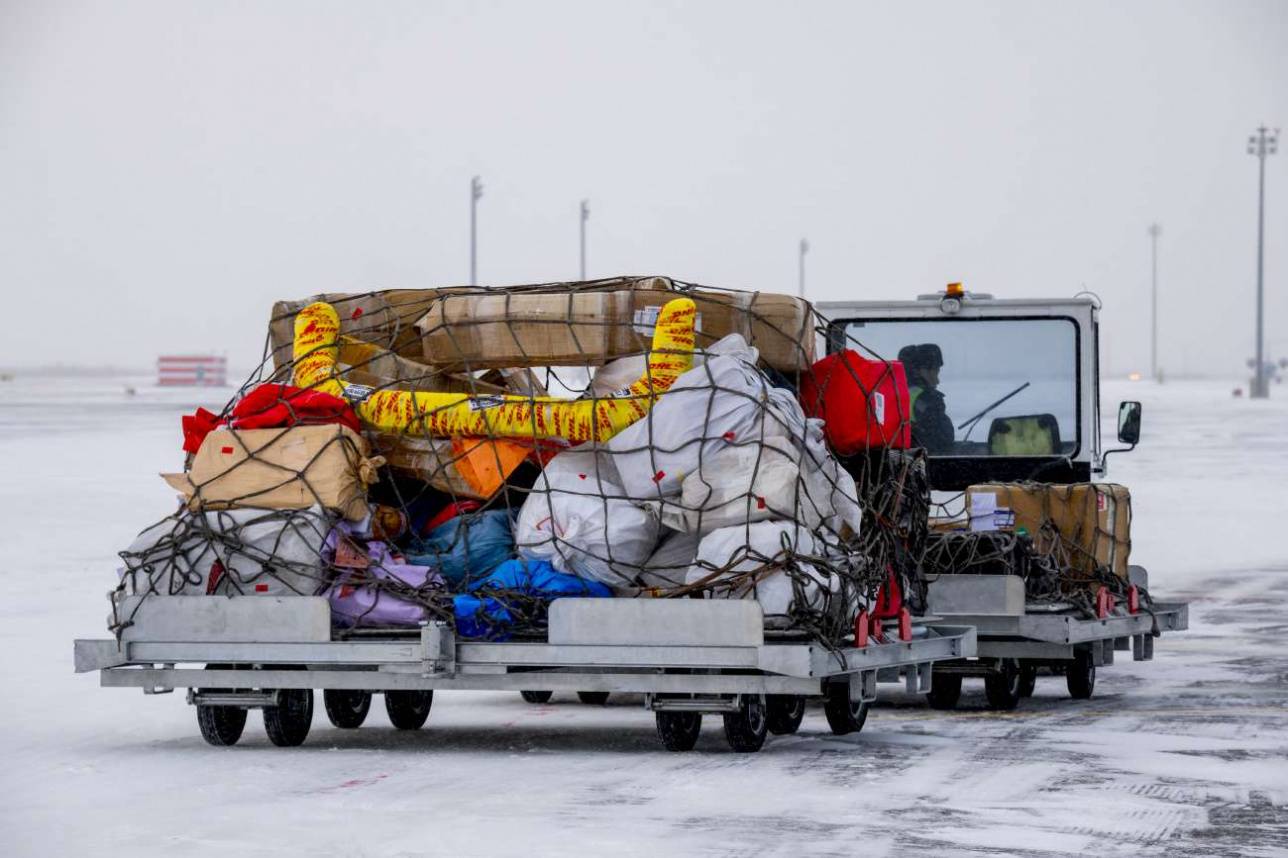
969, 492, 998, 532
871, 390, 886, 424
633, 306, 702, 336
467, 395, 506, 411
341, 383, 375, 404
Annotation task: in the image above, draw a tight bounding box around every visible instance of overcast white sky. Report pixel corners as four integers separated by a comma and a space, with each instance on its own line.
2, 0, 1284, 376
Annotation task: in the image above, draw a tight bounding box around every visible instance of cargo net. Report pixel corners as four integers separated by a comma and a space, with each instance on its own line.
919, 482, 1144, 617
114, 277, 927, 644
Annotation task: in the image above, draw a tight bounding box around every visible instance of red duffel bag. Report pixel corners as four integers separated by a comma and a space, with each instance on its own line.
798, 350, 912, 454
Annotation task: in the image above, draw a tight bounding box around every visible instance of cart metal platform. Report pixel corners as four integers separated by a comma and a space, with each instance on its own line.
74, 596, 977, 751
919, 573, 1189, 709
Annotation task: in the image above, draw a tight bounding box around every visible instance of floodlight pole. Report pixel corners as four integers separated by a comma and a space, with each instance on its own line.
1249, 126, 1278, 398
580, 199, 589, 281
1148, 223, 1161, 382
798, 238, 809, 297
470, 175, 483, 286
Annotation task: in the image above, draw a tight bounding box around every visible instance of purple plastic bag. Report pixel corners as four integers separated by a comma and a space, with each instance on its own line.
324, 529, 445, 628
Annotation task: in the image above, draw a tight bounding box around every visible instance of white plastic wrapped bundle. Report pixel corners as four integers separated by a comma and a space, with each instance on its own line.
684, 520, 835, 618
514, 450, 662, 588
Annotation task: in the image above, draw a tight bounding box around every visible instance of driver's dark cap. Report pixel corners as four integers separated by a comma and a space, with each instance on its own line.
898, 343, 943, 371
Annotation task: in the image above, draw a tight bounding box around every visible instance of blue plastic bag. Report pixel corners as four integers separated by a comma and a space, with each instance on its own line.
452, 558, 611, 640
406, 509, 514, 588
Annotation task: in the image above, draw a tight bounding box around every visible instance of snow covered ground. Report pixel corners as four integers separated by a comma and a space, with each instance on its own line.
0, 374, 1285, 856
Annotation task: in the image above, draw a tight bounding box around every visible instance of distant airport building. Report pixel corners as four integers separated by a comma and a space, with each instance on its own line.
156, 355, 227, 387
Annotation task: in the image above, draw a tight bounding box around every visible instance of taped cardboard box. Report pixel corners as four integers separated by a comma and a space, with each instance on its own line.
414, 276, 816, 373
268, 288, 459, 372
416, 289, 626, 371
163, 425, 382, 521
964, 483, 1131, 581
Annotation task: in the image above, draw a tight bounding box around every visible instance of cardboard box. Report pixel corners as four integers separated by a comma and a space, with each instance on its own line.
413, 276, 816, 373
371, 434, 531, 500
417, 289, 627, 371
268, 288, 458, 372
964, 483, 1132, 582
163, 425, 381, 521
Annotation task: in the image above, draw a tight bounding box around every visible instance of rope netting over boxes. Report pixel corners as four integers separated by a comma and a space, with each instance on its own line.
113, 275, 1142, 644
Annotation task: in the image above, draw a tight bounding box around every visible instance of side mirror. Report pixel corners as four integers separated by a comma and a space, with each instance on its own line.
1117, 401, 1142, 446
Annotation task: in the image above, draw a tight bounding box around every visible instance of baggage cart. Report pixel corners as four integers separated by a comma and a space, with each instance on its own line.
74, 595, 977, 752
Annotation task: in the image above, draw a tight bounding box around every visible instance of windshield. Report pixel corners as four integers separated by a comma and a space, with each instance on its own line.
842, 317, 1079, 457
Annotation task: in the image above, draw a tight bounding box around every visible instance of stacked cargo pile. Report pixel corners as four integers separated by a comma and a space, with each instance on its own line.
920, 482, 1137, 615
114, 276, 926, 646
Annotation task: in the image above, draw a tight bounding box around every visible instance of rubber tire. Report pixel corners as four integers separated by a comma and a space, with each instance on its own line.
1018, 664, 1038, 698
723, 695, 769, 752
1066, 650, 1096, 700
196, 663, 247, 746
766, 695, 806, 735
823, 683, 870, 735
263, 689, 314, 747
323, 689, 372, 729
197, 703, 247, 746
656, 711, 702, 752
926, 672, 963, 710
520, 690, 553, 704
385, 690, 433, 730
577, 691, 611, 705
984, 659, 1023, 711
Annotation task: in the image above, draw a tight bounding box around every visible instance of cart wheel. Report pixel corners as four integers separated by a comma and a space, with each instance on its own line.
766, 695, 806, 735
1066, 649, 1096, 700
723, 695, 769, 752
197, 702, 247, 746
196, 664, 247, 746
655, 711, 702, 752
823, 683, 869, 735
263, 689, 314, 747
520, 690, 553, 704
984, 659, 1023, 711
577, 691, 610, 705
926, 672, 962, 710
1018, 664, 1038, 698
323, 690, 372, 729
385, 690, 433, 730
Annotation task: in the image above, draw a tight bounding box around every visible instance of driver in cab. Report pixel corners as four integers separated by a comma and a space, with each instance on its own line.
898, 343, 954, 453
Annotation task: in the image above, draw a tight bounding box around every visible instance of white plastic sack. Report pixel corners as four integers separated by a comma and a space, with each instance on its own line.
515, 450, 662, 587
637, 530, 701, 589
120, 506, 333, 596
607, 335, 773, 499
684, 520, 834, 616
659, 435, 807, 533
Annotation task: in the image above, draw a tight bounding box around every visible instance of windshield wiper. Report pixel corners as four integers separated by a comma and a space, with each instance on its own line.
957, 381, 1032, 442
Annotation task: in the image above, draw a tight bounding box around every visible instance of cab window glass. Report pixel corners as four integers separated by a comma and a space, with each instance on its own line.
843, 318, 1078, 457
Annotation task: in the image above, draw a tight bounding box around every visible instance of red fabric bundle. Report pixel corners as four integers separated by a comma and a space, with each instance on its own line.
182, 383, 360, 454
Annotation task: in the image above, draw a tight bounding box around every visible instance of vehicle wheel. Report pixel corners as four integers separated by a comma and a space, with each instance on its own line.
1066, 649, 1096, 700
263, 689, 314, 747
984, 659, 1023, 711
823, 683, 869, 735
196, 664, 247, 746
323, 689, 371, 729
926, 672, 962, 710
655, 711, 702, 752
197, 703, 247, 746
577, 691, 610, 705
385, 690, 433, 730
520, 690, 553, 704
766, 695, 806, 735
723, 695, 769, 752
1018, 664, 1038, 698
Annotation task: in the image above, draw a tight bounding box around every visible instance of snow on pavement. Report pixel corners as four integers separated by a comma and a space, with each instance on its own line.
0, 375, 1285, 857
